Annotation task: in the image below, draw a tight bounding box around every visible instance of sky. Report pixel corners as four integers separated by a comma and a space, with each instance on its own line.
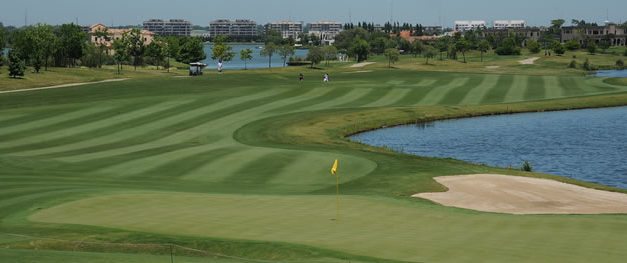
0, 0, 625, 28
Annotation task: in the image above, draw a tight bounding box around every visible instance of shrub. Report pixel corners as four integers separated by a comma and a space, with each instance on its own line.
552, 43, 566, 55
568, 60, 577, 68
624, 49, 627, 56
617, 59, 625, 68
527, 40, 541, 54
587, 42, 597, 54
582, 58, 597, 71
564, 40, 580, 51
521, 161, 533, 172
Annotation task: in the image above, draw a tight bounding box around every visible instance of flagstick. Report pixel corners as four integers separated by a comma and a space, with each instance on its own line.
336, 172, 339, 221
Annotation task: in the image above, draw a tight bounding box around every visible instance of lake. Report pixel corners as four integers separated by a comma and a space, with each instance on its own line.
595, 69, 627, 78
351, 107, 627, 189
202, 43, 309, 70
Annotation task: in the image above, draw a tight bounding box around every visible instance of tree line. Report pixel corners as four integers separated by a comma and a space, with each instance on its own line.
0, 23, 206, 78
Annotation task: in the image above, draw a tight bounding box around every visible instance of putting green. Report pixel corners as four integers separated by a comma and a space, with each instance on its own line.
31, 192, 627, 262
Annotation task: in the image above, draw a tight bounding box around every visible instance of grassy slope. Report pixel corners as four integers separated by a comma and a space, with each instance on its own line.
1, 52, 627, 262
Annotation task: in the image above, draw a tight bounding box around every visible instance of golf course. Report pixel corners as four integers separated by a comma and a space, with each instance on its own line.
2, 51, 627, 262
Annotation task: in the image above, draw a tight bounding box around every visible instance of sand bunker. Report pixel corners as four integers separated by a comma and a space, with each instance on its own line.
414, 174, 627, 214
0, 79, 129, 94
350, 62, 376, 68
485, 66, 500, 69
519, 57, 539, 65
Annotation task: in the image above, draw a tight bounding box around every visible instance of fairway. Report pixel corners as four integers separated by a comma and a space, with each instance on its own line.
2, 64, 627, 262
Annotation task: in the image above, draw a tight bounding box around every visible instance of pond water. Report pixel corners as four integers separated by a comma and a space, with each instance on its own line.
351, 107, 627, 189
595, 69, 627, 78
202, 43, 308, 70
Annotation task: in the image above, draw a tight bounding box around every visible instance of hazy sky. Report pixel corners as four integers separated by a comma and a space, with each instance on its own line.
1, 0, 625, 27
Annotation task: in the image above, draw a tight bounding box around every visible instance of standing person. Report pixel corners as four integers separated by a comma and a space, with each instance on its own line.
299, 73, 304, 81
217, 59, 223, 73
323, 73, 329, 83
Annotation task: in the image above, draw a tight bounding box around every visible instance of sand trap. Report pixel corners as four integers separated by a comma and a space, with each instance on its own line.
519, 57, 539, 65
0, 79, 129, 94
344, 70, 373, 74
414, 174, 627, 214
350, 62, 375, 68
485, 66, 500, 69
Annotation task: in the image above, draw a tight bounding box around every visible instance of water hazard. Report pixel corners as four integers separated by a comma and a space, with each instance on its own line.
351, 107, 627, 189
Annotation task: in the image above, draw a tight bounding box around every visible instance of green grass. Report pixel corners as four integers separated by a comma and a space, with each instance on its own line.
1, 55, 627, 262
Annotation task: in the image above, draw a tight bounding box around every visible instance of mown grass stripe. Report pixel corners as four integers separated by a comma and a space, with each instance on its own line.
438, 76, 484, 105
363, 88, 412, 107
12, 89, 278, 158
559, 77, 586, 97
137, 147, 239, 179
181, 148, 275, 182
226, 151, 303, 185
304, 88, 371, 110
58, 87, 320, 163
480, 75, 514, 104
266, 87, 348, 114
524, 76, 546, 101
419, 78, 469, 105
0, 101, 179, 150
543, 76, 562, 99
0, 106, 116, 137
503, 75, 529, 102
394, 78, 451, 106
459, 75, 500, 105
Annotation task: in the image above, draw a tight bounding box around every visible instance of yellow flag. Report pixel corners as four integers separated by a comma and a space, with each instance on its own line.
331, 159, 339, 175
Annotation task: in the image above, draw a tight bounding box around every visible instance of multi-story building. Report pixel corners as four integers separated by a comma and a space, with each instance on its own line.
422, 26, 443, 36
454, 20, 486, 31
481, 27, 545, 47
267, 21, 303, 40
561, 22, 626, 46
143, 19, 191, 36
493, 20, 526, 29
307, 21, 342, 45
89, 24, 154, 52
209, 19, 258, 39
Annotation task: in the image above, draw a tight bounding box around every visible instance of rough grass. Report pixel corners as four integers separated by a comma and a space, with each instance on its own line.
1, 58, 627, 262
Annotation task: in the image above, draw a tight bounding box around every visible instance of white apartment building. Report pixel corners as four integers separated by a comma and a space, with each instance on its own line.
209, 19, 258, 39
454, 20, 487, 31
307, 21, 343, 45
268, 21, 303, 40
143, 19, 191, 36
493, 20, 527, 29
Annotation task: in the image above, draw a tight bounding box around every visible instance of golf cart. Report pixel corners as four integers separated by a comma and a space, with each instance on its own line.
189, 62, 207, 76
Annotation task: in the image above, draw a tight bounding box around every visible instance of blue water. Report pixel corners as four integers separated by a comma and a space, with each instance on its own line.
351, 107, 627, 189
595, 69, 627, 78
202, 43, 308, 70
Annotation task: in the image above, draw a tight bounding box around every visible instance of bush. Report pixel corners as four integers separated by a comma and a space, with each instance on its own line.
617, 59, 625, 68
495, 37, 522, 56
582, 58, 597, 71
521, 161, 533, 172
564, 40, 580, 51
527, 40, 541, 53
624, 49, 627, 56
587, 42, 597, 54
552, 43, 566, 55
568, 60, 577, 68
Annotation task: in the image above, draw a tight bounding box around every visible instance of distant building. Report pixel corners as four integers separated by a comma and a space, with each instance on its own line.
561, 22, 626, 46
209, 19, 258, 39
493, 20, 527, 29
89, 24, 154, 51
422, 26, 443, 36
143, 19, 192, 36
307, 21, 342, 45
267, 21, 303, 40
399, 31, 439, 43
481, 27, 545, 47
454, 20, 486, 31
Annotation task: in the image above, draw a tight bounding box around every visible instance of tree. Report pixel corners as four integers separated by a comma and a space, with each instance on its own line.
240, 48, 253, 70
477, 40, 490, 62
455, 39, 470, 63
351, 38, 369, 62
8, 51, 25, 78
178, 37, 206, 64
398, 39, 412, 53
55, 23, 86, 67
384, 48, 400, 68
112, 36, 128, 74
145, 40, 167, 69
278, 45, 294, 66
495, 36, 521, 55
564, 40, 580, 51
306, 46, 324, 68
93, 28, 110, 68
322, 45, 338, 66
423, 45, 437, 65
260, 43, 277, 68
125, 29, 145, 70
587, 41, 597, 54
599, 35, 612, 53
163, 37, 179, 72
411, 41, 424, 58
526, 40, 541, 54
551, 41, 565, 55
435, 37, 449, 60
